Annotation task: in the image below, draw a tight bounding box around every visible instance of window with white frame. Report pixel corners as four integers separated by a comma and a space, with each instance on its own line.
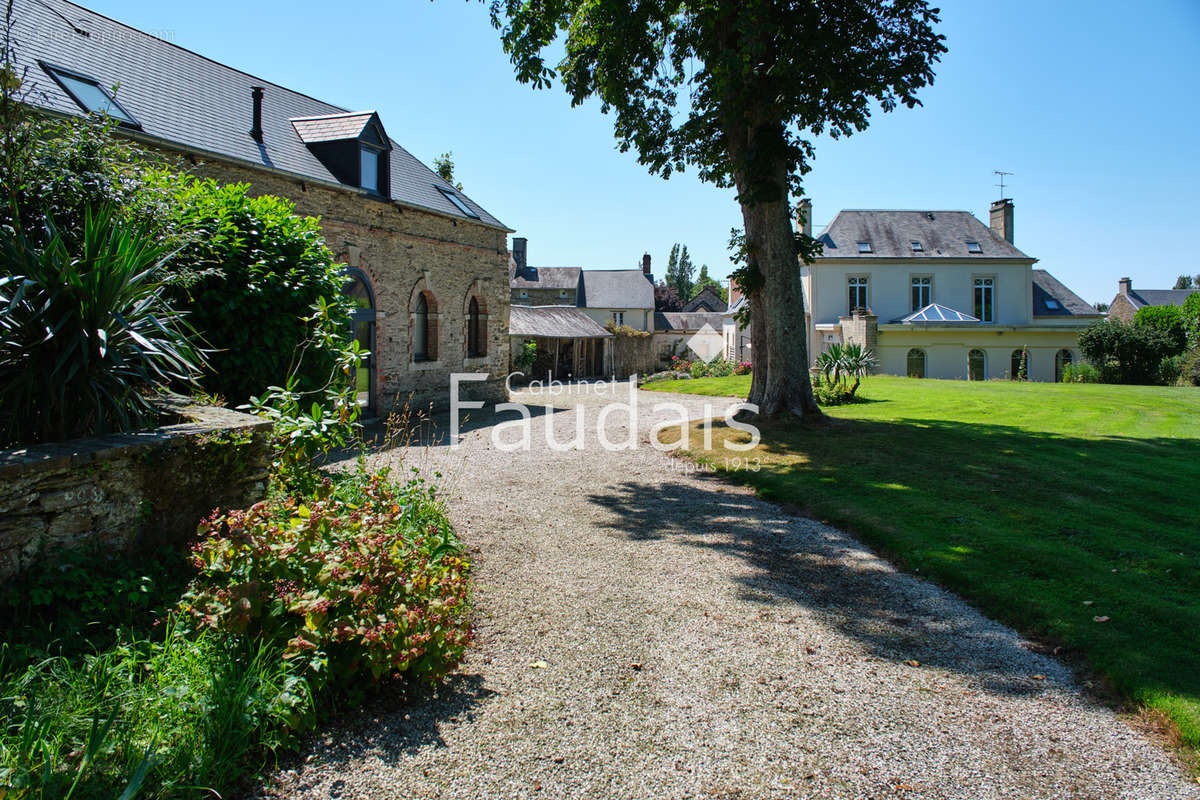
613, 311, 625, 326
848, 276, 869, 311
974, 277, 995, 323
911, 276, 931, 310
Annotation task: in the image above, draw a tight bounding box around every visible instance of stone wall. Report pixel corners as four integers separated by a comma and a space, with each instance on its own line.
0, 403, 270, 579
179, 150, 512, 413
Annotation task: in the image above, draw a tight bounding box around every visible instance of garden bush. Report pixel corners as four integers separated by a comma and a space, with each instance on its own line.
1060, 362, 1101, 383
159, 177, 353, 406
733, 361, 752, 376
180, 466, 472, 692
1078, 318, 1184, 384
1183, 293, 1200, 348
1133, 305, 1188, 354
0, 206, 205, 446
1181, 346, 1200, 387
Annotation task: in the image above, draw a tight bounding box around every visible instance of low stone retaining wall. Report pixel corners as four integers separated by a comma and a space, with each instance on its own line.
0, 402, 271, 578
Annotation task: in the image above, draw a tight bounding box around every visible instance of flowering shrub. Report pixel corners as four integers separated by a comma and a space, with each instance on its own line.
733, 361, 752, 376
669, 355, 693, 373
180, 467, 472, 691
689, 357, 735, 378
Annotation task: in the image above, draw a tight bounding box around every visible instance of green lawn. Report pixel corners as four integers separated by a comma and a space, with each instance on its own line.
646, 375, 1200, 757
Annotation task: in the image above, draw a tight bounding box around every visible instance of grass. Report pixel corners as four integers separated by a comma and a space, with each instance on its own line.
646, 375, 1200, 759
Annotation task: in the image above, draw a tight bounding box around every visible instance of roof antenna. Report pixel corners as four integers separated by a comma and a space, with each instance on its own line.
994, 170, 1013, 201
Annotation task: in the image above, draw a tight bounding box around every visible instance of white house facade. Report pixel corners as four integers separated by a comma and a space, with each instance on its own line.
798, 200, 1101, 382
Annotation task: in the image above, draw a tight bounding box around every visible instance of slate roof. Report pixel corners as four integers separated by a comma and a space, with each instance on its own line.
578, 270, 654, 309
683, 286, 728, 312
655, 312, 726, 332
291, 112, 380, 144
1120, 288, 1198, 310
508, 306, 612, 339
13, 0, 507, 229
815, 210, 1030, 260
511, 267, 582, 291
1032, 270, 1102, 317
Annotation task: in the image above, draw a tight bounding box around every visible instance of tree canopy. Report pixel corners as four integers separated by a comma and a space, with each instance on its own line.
487, 0, 945, 416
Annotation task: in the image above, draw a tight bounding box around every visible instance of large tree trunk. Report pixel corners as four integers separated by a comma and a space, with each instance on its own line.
733, 162, 821, 419
745, 286, 768, 408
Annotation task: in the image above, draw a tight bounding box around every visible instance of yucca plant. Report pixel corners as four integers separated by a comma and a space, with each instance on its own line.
815, 342, 844, 386
837, 343, 878, 397
0, 206, 205, 446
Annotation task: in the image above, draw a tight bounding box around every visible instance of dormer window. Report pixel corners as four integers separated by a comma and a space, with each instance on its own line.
967, 241, 983, 254
292, 111, 391, 198
857, 241, 872, 254
41, 62, 139, 128
910, 241, 923, 252
360, 145, 381, 193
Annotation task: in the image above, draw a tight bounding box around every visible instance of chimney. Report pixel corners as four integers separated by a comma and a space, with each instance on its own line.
642, 253, 653, 283
250, 87, 264, 144
796, 198, 812, 238
989, 198, 1014, 244
512, 237, 527, 270
1118, 277, 1131, 296
729, 278, 743, 308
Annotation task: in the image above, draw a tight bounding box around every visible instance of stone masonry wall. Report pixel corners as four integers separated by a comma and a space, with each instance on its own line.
184, 152, 512, 413
0, 403, 270, 579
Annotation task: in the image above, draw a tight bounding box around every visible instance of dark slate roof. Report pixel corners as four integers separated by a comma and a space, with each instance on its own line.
815, 210, 1031, 260
509, 306, 612, 339
13, 0, 507, 229
683, 286, 728, 313
511, 267, 582, 291
579, 270, 655, 309
1121, 288, 1198, 309
1032, 270, 1102, 317
292, 112, 380, 144
655, 312, 726, 332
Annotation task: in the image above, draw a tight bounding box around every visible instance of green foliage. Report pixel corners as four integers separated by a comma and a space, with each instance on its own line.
1060, 362, 1101, 383
1173, 274, 1197, 290
1017, 347, 1028, 381
180, 467, 472, 692
513, 339, 537, 372
0, 206, 205, 446
158, 176, 353, 406
811, 377, 857, 406
1079, 318, 1184, 385
1182, 292, 1200, 348
815, 343, 877, 397
1133, 304, 1187, 353
0, 625, 310, 799
687, 357, 734, 379
665, 243, 694, 301
692, 264, 727, 303
1181, 346, 1200, 387
432, 151, 463, 191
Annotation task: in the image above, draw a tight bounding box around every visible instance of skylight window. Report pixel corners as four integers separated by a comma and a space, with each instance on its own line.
41, 62, 139, 127
438, 188, 479, 219
1045, 298, 1061, 310
910, 241, 923, 252
857, 241, 872, 254
966, 241, 983, 254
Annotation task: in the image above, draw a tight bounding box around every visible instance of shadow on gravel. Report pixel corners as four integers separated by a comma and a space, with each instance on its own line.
252, 673, 494, 796
586, 476, 1062, 699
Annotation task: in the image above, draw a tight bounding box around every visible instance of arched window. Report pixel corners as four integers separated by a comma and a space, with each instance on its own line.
1010, 349, 1025, 380
906, 348, 926, 379
968, 349, 986, 381
1055, 349, 1073, 382
413, 293, 430, 362
467, 296, 485, 357
343, 269, 375, 410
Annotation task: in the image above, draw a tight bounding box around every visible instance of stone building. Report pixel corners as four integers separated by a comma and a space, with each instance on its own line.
15, 0, 512, 413
1106, 278, 1197, 323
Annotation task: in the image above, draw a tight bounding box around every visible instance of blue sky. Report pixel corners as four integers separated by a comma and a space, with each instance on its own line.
87, 0, 1199, 304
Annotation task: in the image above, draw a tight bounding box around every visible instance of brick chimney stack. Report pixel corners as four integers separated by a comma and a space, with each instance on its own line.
729, 278, 743, 308
512, 237, 527, 270
989, 198, 1014, 244
1118, 277, 1132, 296
796, 198, 812, 238
642, 253, 653, 283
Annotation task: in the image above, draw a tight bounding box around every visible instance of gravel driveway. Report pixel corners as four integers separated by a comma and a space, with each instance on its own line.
259, 383, 1197, 800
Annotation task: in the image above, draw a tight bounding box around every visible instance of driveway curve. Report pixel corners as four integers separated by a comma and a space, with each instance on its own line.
259, 383, 1196, 800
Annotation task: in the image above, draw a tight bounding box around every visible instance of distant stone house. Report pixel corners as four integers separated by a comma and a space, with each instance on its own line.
15, 0, 512, 413
509, 238, 581, 306
1107, 278, 1197, 322
655, 312, 726, 366
683, 286, 728, 313
578, 265, 656, 332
